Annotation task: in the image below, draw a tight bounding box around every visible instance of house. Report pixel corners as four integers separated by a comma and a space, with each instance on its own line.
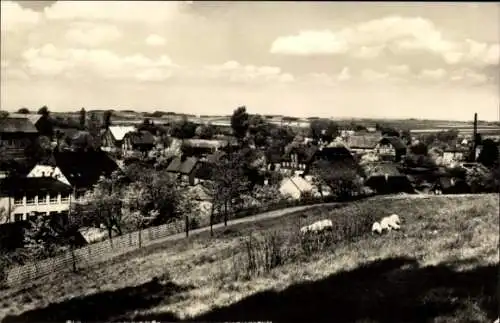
181, 139, 230, 157
317, 142, 354, 162
7, 113, 53, 137
442, 148, 467, 164
166, 156, 200, 185
101, 126, 136, 152
280, 145, 318, 175
0, 116, 39, 159
122, 130, 155, 156
53, 150, 120, 200
364, 163, 414, 194
0, 177, 73, 224
345, 134, 381, 153
376, 136, 407, 162
279, 175, 316, 200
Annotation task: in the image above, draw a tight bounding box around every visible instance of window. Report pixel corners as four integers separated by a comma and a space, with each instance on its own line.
61, 194, 70, 203
38, 195, 47, 205
49, 194, 58, 204
14, 196, 24, 206
14, 213, 23, 222
26, 196, 36, 205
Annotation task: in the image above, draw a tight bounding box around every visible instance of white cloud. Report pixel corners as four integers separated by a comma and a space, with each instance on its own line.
270, 30, 349, 56
270, 15, 499, 67
65, 22, 122, 47
1, 1, 41, 32
202, 61, 295, 84
21, 44, 177, 82
387, 65, 411, 75
145, 34, 167, 47
361, 69, 389, 82
337, 67, 351, 81
44, 1, 186, 24
418, 68, 447, 81
450, 68, 488, 85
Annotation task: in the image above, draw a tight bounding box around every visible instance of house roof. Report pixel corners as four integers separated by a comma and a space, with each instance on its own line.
365, 163, 403, 178
0, 117, 38, 133
192, 161, 213, 180
108, 126, 136, 141
166, 156, 199, 174
182, 139, 229, 150
8, 113, 43, 125
283, 145, 319, 163
206, 150, 227, 164
346, 135, 380, 149
0, 177, 72, 195
53, 150, 119, 188
124, 130, 155, 145
380, 136, 407, 150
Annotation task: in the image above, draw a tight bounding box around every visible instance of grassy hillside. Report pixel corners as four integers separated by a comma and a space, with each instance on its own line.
1, 194, 498, 322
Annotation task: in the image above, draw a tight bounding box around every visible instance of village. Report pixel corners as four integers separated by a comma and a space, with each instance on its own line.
0, 106, 499, 256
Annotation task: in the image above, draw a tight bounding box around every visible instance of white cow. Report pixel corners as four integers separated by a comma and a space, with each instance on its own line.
300, 219, 333, 235
494, 318, 499, 323
380, 214, 401, 231
372, 222, 382, 234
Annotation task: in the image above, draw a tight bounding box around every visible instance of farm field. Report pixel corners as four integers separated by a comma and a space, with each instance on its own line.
1, 194, 498, 323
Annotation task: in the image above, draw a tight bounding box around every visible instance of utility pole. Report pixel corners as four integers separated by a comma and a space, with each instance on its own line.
471, 113, 478, 162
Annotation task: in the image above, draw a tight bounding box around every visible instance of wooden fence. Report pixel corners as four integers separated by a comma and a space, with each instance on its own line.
5, 220, 185, 286
4, 194, 372, 287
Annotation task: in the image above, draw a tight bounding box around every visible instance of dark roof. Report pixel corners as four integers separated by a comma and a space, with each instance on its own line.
380, 136, 407, 150
166, 157, 198, 174
124, 130, 155, 146
0, 117, 38, 133
283, 145, 319, 163
53, 150, 119, 188
193, 162, 213, 180
0, 177, 72, 195
316, 145, 352, 161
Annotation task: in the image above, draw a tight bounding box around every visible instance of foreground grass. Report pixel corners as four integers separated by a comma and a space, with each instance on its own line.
0, 194, 498, 322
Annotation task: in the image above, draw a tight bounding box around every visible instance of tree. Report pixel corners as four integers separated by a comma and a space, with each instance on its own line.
195, 124, 215, 140
87, 112, 101, 138
231, 106, 250, 142
171, 116, 197, 139
311, 159, 362, 200
0, 111, 9, 119
37, 106, 50, 117
309, 119, 339, 143
79, 108, 86, 129
102, 110, 113, 129
477, 139, 499, 168
436, 129, 459, 143
409, 142, 428, 156
17, 108, 30, 114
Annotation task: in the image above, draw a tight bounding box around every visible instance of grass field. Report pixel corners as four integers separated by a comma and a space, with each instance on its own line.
1, 194, 498, 322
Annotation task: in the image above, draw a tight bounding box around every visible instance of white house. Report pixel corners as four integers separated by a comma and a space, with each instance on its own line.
0, 177, 73, 224
279, 175, 315, 200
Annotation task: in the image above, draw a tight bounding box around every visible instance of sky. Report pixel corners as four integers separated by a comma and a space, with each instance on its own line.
1, 1, 499, 121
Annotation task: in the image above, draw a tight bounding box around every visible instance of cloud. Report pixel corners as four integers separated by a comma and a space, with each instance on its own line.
65, 22, 122, 47
44, 1, 186, 24
337, 67, 351, 81
270, 15, 499, 67
270, 30, 349, 56
145, 34, 166, 47
387, 65, 411, 75
1, 1, 41, 32
450, 68, 488, 85
361, 69, 389, 82
202, 60, 295, 84
418, 68, 447, 81
21, 44, 177, 82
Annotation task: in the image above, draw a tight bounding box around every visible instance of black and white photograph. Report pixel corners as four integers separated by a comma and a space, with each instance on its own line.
0, 1, 499, 322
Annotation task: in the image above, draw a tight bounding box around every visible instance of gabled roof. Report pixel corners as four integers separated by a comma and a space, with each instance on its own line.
0, 177, 72, 195
346, 135, 380, 149
0, 117, 38, 133
8, 113, 43, 125
380, 136, 407, 150
124, 130, 155, 145
53, 150, 119, 188
365, 163, 403, 178
108, 126, 136, 141
166, 156, 198, 175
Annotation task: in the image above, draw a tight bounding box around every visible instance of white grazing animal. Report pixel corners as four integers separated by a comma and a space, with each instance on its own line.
494, 318, 499, 323
300, 219, 333, 235
380, 217, 392, 232
388, 214, 401, 226
372, 222, 382, 234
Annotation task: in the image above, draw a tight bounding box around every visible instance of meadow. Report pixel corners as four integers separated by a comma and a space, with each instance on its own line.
0, 194, 498, 322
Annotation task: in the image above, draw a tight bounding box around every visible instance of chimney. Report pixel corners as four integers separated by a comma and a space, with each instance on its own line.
471, 113, 478, 162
